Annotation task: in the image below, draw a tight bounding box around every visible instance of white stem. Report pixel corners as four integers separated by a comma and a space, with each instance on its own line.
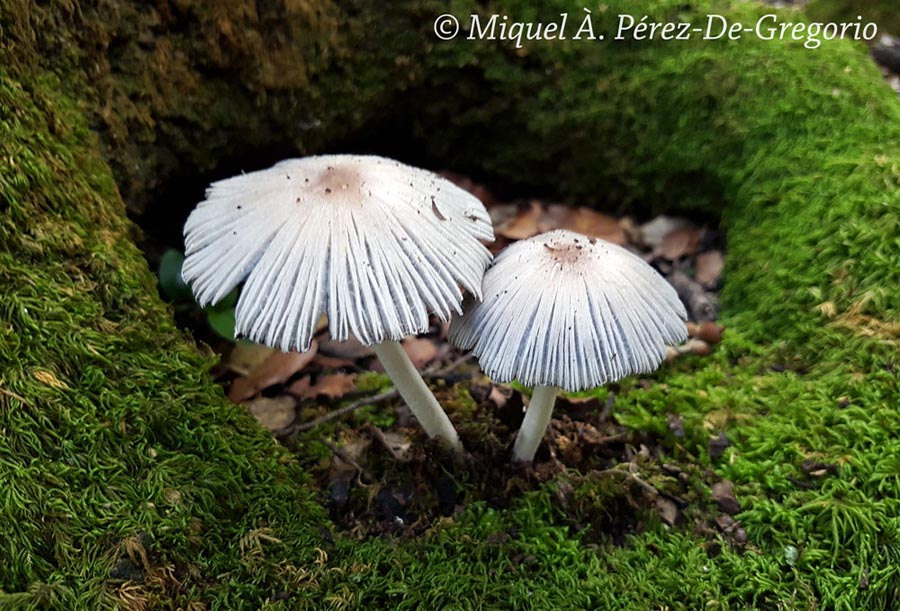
512, 385, 558, 463
372, 341, 461, 450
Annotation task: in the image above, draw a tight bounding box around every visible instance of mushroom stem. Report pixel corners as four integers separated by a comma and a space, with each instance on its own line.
512, 385, 558, 463
372, 341, 462, 450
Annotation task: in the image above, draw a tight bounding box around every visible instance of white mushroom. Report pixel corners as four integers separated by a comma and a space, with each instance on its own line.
183, 155, 494, 449
449, 229, 687, 462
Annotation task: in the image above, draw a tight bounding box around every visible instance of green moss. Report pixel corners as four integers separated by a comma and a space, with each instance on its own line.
806, 0, 900, 35
0, 71, 332, 608
2, 0, 900, 609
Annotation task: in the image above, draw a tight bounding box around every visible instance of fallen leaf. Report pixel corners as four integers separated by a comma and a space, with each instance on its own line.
402, 337, 438, 369
489, 385, 512, 408
639, 215, 693, 249
540, 205, 627, 244
482, 384, 525, 430
496, 201, 542, 240
695, 250, 725, 288
228, 340, 319, 403
286, 375, 312, 398
487, 202, 521, 226
293, 373, 358, 400
618, 216, 641, 244
658, 226, 701, 260
313, 354, 357, 369
369, 427, 413, 461
246, 396, 297, 432
224, 342, 277, 376
318, 335, 373, 360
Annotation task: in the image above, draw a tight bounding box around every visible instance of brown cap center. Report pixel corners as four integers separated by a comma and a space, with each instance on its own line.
543, 242, 585, 265
306, 165, 364, 204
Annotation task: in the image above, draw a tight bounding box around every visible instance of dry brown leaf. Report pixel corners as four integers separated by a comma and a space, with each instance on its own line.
487, 203, 521, 226
292, 373, 358, 400
695, 250, 725, 287
286, 375, 313, 398
540, 205, 627, 244
658, 226, 701, 260
246, 396, 297, 432
319, 335, 375, 361
224, 342, 276, 376
318, 335, 374, 360
370, 428, 413, 461
639, 215, 693, 248
402, 337, 438, 369
496, 201, 542, 240
227, 340, 318, 403
315, 373, 358, 399
618, 216, 641, 245
489, 385, 512, 408
313, 354, 357, 369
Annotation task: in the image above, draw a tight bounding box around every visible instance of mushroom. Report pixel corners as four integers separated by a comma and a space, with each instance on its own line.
183, 155, 494, 449
449, 229, 687, 462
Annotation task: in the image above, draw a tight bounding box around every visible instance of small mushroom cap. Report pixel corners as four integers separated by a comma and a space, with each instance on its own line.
449, 229, 688, 392
183, 155, 494, 352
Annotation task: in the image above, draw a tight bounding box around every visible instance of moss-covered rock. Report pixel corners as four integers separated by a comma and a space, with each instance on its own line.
0, 0, 440, 215
2, 0, 899, 609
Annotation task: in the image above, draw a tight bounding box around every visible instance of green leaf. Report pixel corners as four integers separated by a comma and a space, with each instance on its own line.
158, 249, 193, 302
206, 306, 236, 341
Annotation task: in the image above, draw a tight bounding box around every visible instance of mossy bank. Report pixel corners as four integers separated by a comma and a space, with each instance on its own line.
1, 0, 899, 609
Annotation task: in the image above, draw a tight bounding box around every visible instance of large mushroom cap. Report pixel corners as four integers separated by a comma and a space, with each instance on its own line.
183, 155, 494, 352
449, 229, 687, 392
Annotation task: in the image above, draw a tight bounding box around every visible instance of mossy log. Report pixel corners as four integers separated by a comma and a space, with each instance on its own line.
2, 0, 899, 609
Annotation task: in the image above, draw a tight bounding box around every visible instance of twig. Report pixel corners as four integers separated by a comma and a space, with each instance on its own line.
314, 438, 372, 488
278, 353, 474, 437
594, 466, 659, 497
423, 352, 472, 380
279, 389, 398, 437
